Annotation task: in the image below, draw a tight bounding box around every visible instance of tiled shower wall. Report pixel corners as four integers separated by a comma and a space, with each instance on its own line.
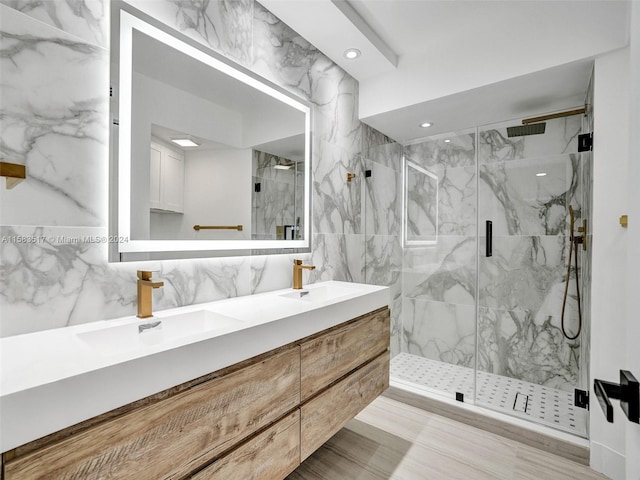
0, 0, 400, 337
402, 131, 478, 368
251, 151, 304, 241
400, 114, 592, 394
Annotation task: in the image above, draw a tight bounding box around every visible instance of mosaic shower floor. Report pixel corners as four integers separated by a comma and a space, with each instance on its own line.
390, 352, 587, 438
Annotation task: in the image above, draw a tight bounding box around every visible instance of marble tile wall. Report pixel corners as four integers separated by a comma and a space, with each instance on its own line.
0, 0, 397, 337
399, 115, 591, 394
401, 131, 478, 371
362, 139, 403, 356
251, 150, 301, 240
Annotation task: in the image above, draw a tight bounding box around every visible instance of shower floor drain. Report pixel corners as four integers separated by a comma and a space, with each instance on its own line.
390, 353, 587, 437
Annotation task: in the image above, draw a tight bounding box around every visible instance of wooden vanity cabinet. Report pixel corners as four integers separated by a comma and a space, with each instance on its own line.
299, 308, 390, 461
1, 307, 390, 480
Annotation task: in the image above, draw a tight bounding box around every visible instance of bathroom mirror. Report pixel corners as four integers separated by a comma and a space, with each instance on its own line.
404, 160, 438, 246
110, 3, 311, 261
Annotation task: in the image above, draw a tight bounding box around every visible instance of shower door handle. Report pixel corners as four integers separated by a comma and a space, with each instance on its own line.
485, 220, 492, 257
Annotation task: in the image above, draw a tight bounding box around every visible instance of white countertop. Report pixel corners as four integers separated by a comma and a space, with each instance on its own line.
0, 281, 389, 452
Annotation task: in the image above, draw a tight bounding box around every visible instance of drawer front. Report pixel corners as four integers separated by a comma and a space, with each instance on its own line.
5, 347, 300, 480
300, 308, 390, 401
190, 411, 300, 480
300, 350, 390, 461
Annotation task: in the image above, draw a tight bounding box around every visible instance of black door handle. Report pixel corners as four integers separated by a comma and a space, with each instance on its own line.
594, 370, 639, 423
486, 220, 492, 257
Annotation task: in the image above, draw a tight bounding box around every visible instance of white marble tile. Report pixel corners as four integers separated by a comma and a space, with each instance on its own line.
405, 131, 476, 169
478, 235, 576, 315
1, 0, 108, 47
312, 151, 363, 235
310, 233, 364, 284
363, 138, 402, 172
0, 225, 259, 336
403, 236, 477, 306
479, 153, 582, 236
364, 160, 401, 236
364, 234, 402, 355
126, 0, 253, 65
402, 299, 476, 368
0, 5, 109, 226
477, 307, 580, 392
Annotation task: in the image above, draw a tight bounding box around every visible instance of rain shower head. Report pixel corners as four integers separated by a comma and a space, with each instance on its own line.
506, 122, 546, 137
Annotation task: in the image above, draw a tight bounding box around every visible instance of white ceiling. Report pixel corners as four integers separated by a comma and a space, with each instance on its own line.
259, 0, 630, 142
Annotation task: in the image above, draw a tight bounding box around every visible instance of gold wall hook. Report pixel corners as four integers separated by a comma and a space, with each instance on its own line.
620, 215, 628, 228
0, 162, 26, 189
346, 172, 357, 183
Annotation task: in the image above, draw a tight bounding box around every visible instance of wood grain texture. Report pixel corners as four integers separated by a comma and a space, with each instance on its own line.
6, 342, 299, 460
4, 346, 300, 480
300, 351, 390, 461
289, 396, 607, 480
300, 308, 390, 401
191, 411, 300, 480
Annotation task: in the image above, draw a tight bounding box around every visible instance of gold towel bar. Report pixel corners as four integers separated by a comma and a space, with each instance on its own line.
0, 162, 26, 189
193, 225, 243, 231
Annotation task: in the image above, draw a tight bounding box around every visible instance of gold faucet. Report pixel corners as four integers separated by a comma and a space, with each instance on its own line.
293, 259, 315, 290
137, 270, 164, 318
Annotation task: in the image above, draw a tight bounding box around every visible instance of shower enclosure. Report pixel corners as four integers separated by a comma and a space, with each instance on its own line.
364, 106, 593, 439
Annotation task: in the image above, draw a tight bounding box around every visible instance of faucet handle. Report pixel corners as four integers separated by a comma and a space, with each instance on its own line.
137, 270, 158, 281
293, 259, 303, 266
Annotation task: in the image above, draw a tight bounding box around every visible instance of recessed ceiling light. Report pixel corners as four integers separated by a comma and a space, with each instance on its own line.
444, 139, 451, 143
274, 164, 293, 170
536, 172, 547, 177
420, 122, 433, 128
344, 48, 361, 60
171, 137, 199, 148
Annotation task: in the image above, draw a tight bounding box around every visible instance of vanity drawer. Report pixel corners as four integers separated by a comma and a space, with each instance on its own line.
300, 307, 390, 401
190, 410, 300, 480
300, 350, 390, 461
4, 346, 300, 480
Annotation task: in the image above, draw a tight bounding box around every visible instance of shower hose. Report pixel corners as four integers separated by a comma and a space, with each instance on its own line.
561, 206, 582, 340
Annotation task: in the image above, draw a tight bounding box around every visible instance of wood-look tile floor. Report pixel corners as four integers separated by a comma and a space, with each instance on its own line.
287, 396, 607, 480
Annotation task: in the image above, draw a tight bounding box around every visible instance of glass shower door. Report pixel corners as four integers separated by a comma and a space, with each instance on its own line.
392, 128, 479, 403
475, 114, 589, 437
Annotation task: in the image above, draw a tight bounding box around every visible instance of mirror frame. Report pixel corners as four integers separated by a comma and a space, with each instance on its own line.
111, 5, 312, 261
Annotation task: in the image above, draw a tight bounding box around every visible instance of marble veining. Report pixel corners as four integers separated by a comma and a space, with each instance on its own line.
0, 0, 393, 338
402, 299, 476, 368
478, 115, 581, 164
399, 114, 588, 395
252, 151, 302, 240
477, 307, 579, 391
364, 234, 402, 356
479, 153, 582, 236
0, 0, 108, 47
364, 158, 401, 237
0, 4, 108, 226
127, 0, 253, 65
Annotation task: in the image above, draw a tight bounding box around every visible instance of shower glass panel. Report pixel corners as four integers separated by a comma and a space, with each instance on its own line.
393, 129, 478, 402
476, 114, 589, 437
385, 106, 592, 439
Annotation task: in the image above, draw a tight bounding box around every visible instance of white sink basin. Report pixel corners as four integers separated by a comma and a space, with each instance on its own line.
76, 310, 243, 355
279, 283, 359, 303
